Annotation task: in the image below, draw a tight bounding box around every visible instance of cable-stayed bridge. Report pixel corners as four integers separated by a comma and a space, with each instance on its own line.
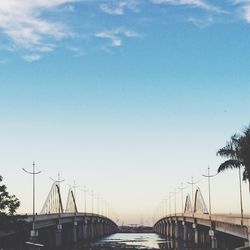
154, 187, 250, 249
22, 181, 118, 248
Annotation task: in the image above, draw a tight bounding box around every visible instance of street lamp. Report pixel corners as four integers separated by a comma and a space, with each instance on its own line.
96, 194, 100, 215
22, 161, 41, 239
202, 166, 217, 222
187, 176, 200, 216
68, 180, 79, 200
84, 185, 88, 214
50, 172, 64, 215
168, 192, 172, 216
178, 183, 187, 216
163, 198, 168, 217
91, 190, 94, 215
68, 180, 79, 215
174, 188, 177, 216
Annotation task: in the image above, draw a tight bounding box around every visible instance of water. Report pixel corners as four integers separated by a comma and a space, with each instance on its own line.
70, 233, 177, 250
92, 233, 165, 249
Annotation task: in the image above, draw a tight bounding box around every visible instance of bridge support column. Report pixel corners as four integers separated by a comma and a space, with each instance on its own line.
194, 228, 199, 245
211, 235, 217, 249
166, 221, 169, 237
174, 221, 178, 239
83, 219, 88, 240
73, 221, 78, 243
55, 224, 62, 247
209, 223, 217, 249
182, 221, 187, 241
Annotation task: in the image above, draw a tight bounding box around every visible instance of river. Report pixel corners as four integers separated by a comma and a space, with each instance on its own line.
68, 233, 193, 250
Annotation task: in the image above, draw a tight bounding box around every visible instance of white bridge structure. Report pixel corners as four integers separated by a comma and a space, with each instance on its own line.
154, 188, 250, 249
24, 182, 118, 248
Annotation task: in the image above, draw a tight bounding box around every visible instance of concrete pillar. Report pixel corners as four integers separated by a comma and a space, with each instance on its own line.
194, 228, 199, 245
211, 236, 217, 248
182, 222, 187, 241
55, 224, 62, 247
73, 221, 78, 243
169, 221, 173, 238
209, 222, 217, 249
83, 220, 88, 240
91, 222, 96, 239
174, 221, 178, 239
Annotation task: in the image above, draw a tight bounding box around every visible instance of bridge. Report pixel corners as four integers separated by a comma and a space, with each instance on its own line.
22, 181, 118, 248
3, 173, 250, 249
153, 188, 250, 249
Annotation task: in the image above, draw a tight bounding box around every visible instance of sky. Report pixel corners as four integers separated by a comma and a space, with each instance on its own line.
0, 0, 250, 226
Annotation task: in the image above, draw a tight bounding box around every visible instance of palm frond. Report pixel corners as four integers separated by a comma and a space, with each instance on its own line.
217, 142, 235, 158
217, 159, 241, 173
231, 133, 240, 145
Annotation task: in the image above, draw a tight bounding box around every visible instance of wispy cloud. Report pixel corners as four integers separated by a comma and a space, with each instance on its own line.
242, 4, 250, 22
187, 16, 214, 28
151, 0, 223, 13
231, 0, 250, 23
99, 0, 139, 15
0, 0, 76, 58
95, 28, 139, 47
22, 54, 41, 62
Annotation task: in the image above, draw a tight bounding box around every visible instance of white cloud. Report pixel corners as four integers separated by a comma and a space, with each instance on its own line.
96, 32, 123, 47
231, 0, 250, 23
0, 0, 76, 53
95, 28, 139, 47
99, 0, 138, 15
151, 0, 222, 12
22, 54, 41, 62
187, 16, 214, 27
242, 5, 250, 22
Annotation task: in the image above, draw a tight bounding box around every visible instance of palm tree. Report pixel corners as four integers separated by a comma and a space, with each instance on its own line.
217, 124, 250, 226
217, 133, 242, 172
217, 125, 250, 181
238, 126, 250, 181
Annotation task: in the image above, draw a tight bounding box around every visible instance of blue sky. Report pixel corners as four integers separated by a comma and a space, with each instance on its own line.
1, 0, 250, 225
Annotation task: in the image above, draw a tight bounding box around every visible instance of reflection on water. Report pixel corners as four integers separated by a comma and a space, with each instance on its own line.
69, 233, 195, 250
93, 233, 165, 249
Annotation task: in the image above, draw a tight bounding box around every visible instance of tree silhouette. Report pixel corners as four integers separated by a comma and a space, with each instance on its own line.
0, 175, 20, 215
217, 125, 250, 182
217, 125, 250, 225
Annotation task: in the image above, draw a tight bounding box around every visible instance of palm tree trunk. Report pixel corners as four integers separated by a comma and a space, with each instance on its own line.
239, 167, 244, 226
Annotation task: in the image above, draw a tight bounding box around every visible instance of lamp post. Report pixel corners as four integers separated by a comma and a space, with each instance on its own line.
169, 192, 172, 216
68, 181, 79, 215
95, 194, 100, 215
187, 176, 200, 216
202, 166, 217, 222
91, 190, 94, 215
50, 172, 64, 190
101, 198, 104, 216
174, 188, 177, 217
68, 180, 79, 200
84, 185, 87, 214
164, 198, 168, 217
178, 183, 187, 216
202, 167, 218, 248
22, 161, 41, 240
50, 172, 64, 215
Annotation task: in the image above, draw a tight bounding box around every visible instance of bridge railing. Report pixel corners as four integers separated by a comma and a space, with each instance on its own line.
155, 212, 250, 228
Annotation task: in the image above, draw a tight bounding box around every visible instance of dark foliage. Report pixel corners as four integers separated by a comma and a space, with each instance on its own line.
0, 175, 20, 215
0, 175, 27, 233
217, 125, 250, 182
